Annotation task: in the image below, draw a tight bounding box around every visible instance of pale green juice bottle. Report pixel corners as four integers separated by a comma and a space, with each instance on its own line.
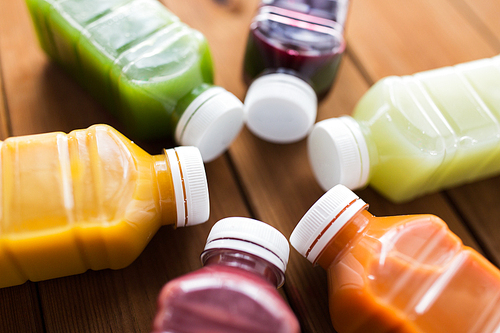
308, 55, 500, 203
25, 0, 244, 162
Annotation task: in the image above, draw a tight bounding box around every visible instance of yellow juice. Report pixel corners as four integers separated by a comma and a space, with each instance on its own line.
0, 124, 209, 288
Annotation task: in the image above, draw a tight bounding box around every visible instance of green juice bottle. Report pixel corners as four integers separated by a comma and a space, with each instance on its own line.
308, 55, 500, 203
25, 0, 244, 162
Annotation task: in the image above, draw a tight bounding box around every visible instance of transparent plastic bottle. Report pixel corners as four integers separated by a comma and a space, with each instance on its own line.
0, 124, 209, 288
152, 217, 300, 333
290, 184, 500, 333
25, 0, 244, 162
308, 55, 500, 202
243, 0, 349, 143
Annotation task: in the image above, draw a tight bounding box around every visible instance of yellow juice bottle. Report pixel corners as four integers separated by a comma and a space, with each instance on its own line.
308, 55, 500, 202
0, 124, 209, 288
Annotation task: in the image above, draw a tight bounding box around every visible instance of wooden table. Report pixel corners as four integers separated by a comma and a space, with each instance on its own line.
1, 0, 500, 332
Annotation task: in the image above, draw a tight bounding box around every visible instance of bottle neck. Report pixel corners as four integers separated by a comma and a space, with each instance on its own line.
355, 118, 378, 183
172, 83, 213, 132
341, 116, 374, 189
262, 0, 350, 25
152, 152, 178, 226
316, 209, 372, 270
202, 249, 284, 288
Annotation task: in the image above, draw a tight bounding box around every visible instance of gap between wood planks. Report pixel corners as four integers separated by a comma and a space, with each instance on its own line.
0, 51, 13, 139
447, 0, 500, 53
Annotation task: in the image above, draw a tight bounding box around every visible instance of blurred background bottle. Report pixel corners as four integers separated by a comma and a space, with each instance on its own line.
243, 0, 349, 143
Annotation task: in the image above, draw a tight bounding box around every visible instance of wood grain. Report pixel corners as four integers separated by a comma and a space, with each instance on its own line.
0, 52, 10, 139
0, 283, 44, 333
456, 0, 500, 51
1, 0, 500, 332
347, 0, 498, 78
440, 0, 500, 269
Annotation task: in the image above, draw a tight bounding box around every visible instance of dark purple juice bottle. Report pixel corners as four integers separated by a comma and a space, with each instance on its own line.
243, 0, 349, 144
152, 217, 300, 333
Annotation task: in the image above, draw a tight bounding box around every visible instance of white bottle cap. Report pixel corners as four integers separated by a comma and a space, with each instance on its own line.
308, 116, 370, 191
244, 73, 318, 143
175, 87, 244, 163
165, 146, 210, 228
290, 184, 367, 264
202, 217, 289, 286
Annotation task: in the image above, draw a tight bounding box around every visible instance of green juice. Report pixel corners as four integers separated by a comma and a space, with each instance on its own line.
309, 55, 500, 202
26, 0, 243, 162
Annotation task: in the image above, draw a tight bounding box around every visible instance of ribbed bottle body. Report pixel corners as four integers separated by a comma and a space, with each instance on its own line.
0, 125, 166, 287
353, 55, 500, 202
328, 214, 500, 332
26, 0, 214, 139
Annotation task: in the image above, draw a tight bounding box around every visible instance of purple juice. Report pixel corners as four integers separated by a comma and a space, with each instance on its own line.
244, 0, 348, 99
151, 218, 300, 333
242, 0, 349, 144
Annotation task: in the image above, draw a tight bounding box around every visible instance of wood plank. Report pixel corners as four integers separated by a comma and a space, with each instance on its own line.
1, 0, 499, 332
455, 0, 500, 51
0, 53, 10, 139
346, 0, 498, 78
446, 180, 500, 266
0, 283, 44, 333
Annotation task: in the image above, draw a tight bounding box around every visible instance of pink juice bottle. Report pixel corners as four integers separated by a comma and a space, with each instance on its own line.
243, 0, 349, 143
152, 217, 300, 333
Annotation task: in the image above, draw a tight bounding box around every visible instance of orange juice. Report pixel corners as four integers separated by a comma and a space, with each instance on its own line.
0, 124, 209, 288
290, 185, 500, 333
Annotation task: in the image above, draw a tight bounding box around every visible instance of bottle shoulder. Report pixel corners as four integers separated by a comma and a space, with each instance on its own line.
350, 214, 463, 269
157, 265, 290, 315
163, 265, 278, 294
354, 58, 500, 147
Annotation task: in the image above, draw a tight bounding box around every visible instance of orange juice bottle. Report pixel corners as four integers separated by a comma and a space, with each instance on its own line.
0, 124, 209, 288
290, 185, 500, 333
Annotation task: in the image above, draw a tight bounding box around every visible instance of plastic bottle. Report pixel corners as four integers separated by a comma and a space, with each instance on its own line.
290, 184, 500, 333
152, 217, 300, 333
0, 124, 209, 288
25, 0, 244, 162
243, 0, 349, 143
308, 55, 500, 202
